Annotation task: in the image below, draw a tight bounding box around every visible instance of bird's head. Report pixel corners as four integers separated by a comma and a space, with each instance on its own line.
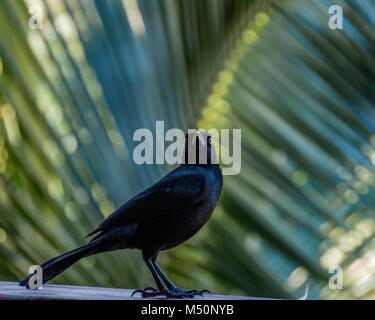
183, 131, 218, 166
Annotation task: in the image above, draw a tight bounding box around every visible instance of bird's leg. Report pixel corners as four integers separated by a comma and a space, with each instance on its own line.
132, 259, 205, 298
153, 262, 211, 297
131, 259, 166, 298
152, 262, 176, 289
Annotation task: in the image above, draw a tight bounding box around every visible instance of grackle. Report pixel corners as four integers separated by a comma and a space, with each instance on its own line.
19, 131, 223, 298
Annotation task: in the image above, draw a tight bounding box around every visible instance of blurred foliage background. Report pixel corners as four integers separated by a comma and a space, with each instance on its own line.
0, 0, 374, 299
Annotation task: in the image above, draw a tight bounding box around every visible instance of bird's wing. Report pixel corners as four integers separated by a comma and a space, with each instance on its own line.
85, 167, 206, 237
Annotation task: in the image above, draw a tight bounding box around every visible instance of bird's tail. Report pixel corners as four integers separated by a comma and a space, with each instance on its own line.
19, 240, 105, 288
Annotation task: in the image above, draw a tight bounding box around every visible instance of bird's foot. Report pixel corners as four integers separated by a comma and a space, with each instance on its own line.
131, 287, 211, 298
169, 287, 211, 297
131, 287, 159, 298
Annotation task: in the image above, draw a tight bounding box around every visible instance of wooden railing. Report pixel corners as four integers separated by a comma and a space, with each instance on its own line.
0, 281, 259, 300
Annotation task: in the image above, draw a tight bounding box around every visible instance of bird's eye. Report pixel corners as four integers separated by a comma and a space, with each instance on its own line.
208, 137, 212, 144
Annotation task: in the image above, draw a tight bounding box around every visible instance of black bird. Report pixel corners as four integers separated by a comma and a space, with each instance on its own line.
20, 131, 223, 298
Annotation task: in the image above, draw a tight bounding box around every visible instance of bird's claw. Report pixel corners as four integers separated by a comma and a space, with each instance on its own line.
131, 287, 211, 298
190, 289, 211, 296
131, 287, 159, 298
170, 287, 211, 297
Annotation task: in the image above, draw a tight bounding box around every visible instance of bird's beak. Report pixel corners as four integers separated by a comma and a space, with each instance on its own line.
193, 131, 206, 146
